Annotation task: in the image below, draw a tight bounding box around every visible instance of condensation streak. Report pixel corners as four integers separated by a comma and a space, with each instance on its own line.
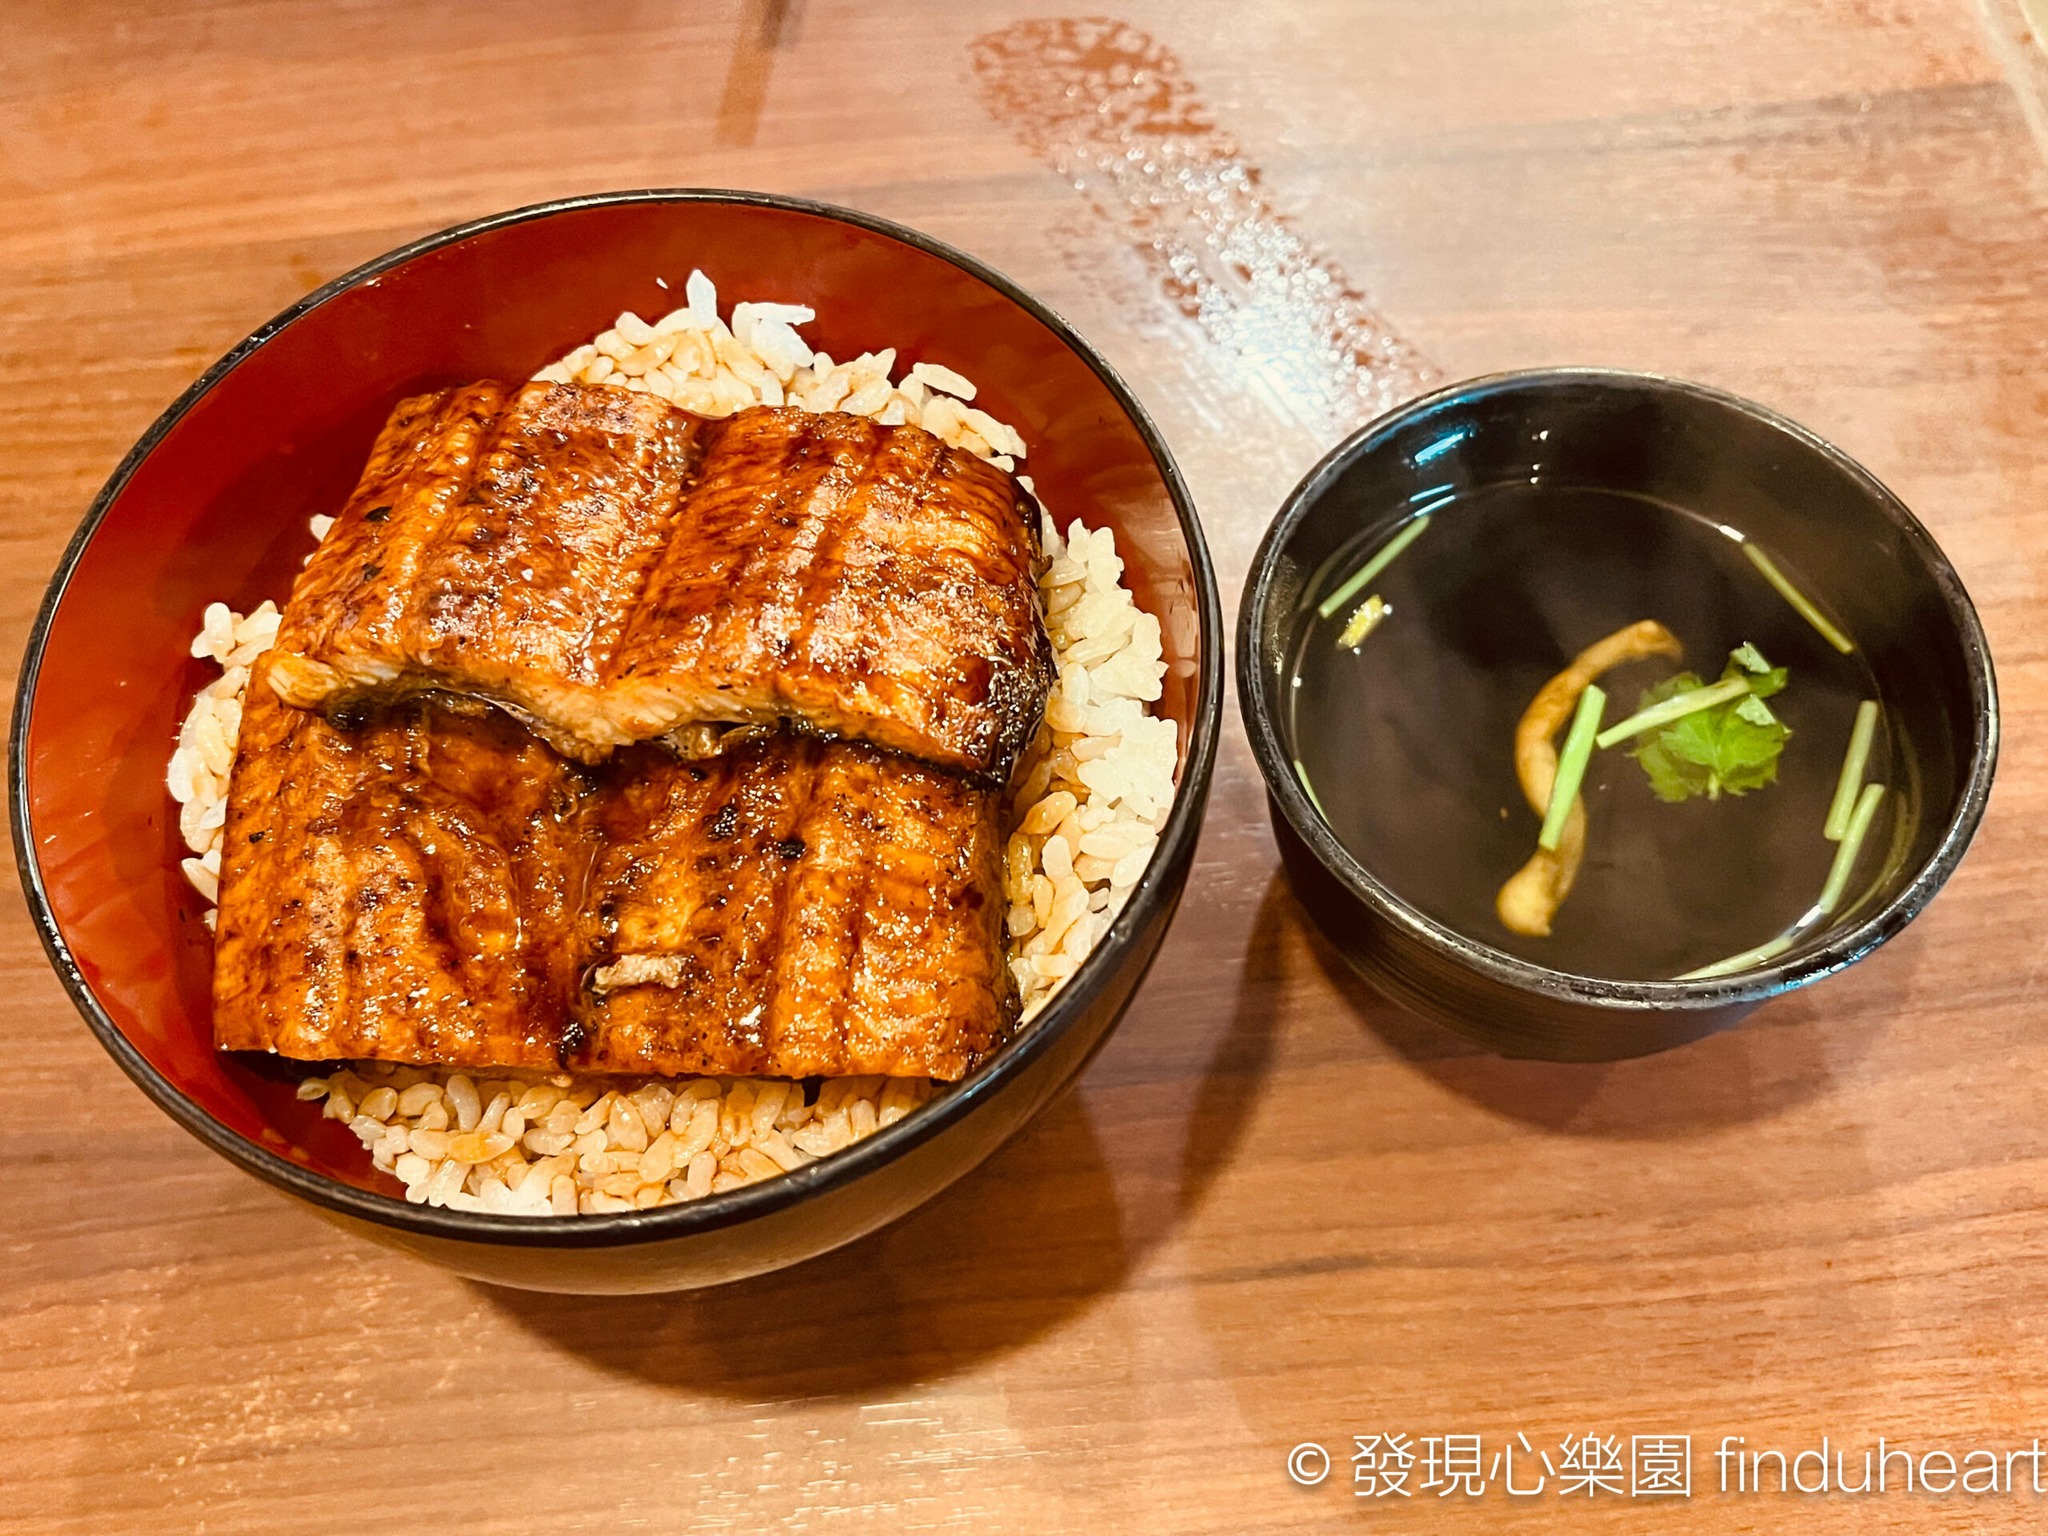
716, 0, 801, 148
1981, 0, 2048, 165
971, 16, 1435, 435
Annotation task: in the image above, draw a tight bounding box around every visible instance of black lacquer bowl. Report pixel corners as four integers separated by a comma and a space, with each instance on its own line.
12, 191, 1221, 1292
1237, 369, 1995, 1061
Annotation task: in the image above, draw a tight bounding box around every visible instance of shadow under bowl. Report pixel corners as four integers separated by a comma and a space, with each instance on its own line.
1236, 369, 1996, 1061
12, 190, 1222, 1292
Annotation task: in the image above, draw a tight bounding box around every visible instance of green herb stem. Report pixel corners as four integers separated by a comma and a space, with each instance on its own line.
1818, 782, 1886, 915
1335, 593, 1388, 649
1823, 701, 1880, 841
1674, 778, 1886, 982
1315, 516, 1432, 621
1675, 932, 1796, 982
1538, 684, 1606, 852
1742, 543, 1855, 654
1293, 757, 1329, 825
1595, 676, 1751, 750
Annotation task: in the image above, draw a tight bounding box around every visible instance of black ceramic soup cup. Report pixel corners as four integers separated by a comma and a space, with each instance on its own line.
1236, 369, 1996, 1061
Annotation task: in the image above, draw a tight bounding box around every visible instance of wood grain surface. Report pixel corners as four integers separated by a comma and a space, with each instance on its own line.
5, 2, 2048, 1530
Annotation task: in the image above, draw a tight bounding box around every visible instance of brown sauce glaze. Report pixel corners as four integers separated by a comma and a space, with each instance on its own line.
211, 662, 1014, 1082
268, 388, 1054, 783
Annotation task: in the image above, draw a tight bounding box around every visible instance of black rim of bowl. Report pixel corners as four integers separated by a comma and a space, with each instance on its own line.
1238, 366, 1998, 1018
11, 188, 1224, 1249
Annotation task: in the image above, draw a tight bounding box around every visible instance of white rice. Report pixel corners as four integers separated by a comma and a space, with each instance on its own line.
166, 270, 1175, 1215
295, 1066, 934, 1216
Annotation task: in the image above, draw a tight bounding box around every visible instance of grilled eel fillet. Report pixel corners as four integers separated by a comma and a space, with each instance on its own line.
212, 658, 1015, 1080
210, 657, 591, 1069
266, 383, 1055, 783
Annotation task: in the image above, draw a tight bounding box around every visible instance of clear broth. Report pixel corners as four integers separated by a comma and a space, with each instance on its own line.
1286, 484, 1897, 980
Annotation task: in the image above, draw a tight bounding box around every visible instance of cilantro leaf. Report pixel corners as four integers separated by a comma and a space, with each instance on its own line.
1626, 646, 1792, 803
1742, 663, 1788, 702
1734, 694, 1779, 728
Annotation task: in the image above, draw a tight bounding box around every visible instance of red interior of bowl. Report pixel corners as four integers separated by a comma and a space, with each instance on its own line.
20, 195, 1204, 1197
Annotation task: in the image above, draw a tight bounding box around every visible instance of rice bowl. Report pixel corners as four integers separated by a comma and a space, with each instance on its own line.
15, 189, 1219, 1291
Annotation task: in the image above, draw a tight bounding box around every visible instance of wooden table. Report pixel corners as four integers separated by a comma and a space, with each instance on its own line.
6, 2, 2048, 1530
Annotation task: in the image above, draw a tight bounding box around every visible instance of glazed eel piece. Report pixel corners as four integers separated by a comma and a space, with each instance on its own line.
212, 659, 1015, 1080
266, 383, 1055, 784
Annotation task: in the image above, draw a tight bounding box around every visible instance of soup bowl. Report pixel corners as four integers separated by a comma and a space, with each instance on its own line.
1237, 369, 1995, 1061
13, 190, 1222, 1292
